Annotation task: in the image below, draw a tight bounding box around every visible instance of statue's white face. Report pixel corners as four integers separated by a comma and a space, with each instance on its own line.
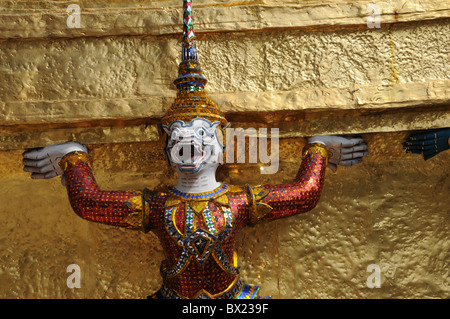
162, 118, 224, 173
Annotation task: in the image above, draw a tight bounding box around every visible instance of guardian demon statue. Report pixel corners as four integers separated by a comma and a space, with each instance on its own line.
23, 0, 369, 299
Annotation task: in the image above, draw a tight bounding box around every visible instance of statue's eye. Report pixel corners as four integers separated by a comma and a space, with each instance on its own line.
195, 127, 208, 138
171, 130, 181, 140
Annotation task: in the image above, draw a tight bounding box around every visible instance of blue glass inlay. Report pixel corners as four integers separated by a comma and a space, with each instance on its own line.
176, 82, 204, 87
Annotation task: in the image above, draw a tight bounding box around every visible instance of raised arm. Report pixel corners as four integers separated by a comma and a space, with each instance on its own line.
22, 142, 150, 231
247, 136, 369, 224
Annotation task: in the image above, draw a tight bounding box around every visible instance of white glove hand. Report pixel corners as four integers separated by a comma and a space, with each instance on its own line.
22, 142, 88, 182
307, 135, 369, 172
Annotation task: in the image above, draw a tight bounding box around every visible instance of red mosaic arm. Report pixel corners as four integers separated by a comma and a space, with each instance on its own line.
247, 143, 329, 224
59, 151, 146, 229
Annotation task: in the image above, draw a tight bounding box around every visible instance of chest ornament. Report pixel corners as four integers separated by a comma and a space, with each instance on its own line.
162, 183, 241, 278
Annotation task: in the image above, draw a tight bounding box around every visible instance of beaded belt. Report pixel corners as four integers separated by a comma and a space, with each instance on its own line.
150, 278, 261, 299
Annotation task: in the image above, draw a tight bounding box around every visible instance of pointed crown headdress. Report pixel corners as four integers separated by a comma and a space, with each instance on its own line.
161, 0, 228, 128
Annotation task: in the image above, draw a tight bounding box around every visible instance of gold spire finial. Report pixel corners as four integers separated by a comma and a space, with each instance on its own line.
161, 0, 228, 127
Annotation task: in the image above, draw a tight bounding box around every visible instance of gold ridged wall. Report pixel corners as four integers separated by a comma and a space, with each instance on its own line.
0, 0, 449, 299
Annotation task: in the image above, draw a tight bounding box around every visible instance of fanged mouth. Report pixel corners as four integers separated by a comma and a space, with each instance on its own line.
176, 142, 205, 169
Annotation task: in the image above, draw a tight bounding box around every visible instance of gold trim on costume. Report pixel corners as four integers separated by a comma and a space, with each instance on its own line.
214, 194, 229, 206
228, 185, 245, 194
194, 276, 240, 299
58, 151, 92, 171
166, 197, 182, 208
302, 142, 330, 159
247, 185, 273, 225
190, 201, 209, 216
159, 275, 241, 299
123, 192, 152, 233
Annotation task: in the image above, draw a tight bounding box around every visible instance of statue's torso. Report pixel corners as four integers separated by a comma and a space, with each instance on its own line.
146, 183, 253, 299
59, 147, 329, 299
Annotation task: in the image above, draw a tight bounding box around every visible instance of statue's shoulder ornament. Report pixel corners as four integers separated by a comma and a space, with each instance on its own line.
123, 186, 168, 233
246, 185, 273, 225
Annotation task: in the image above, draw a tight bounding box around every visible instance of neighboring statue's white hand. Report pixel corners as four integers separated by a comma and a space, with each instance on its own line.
307, 135, 369, 172
22, 142, 88, 181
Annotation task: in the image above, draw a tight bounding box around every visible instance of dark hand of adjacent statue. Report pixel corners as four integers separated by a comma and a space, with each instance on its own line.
403, 128, 450, 161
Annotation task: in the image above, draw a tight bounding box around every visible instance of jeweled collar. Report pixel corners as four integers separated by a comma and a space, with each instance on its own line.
167, 183, 229, 201
165, 183, 230, 216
